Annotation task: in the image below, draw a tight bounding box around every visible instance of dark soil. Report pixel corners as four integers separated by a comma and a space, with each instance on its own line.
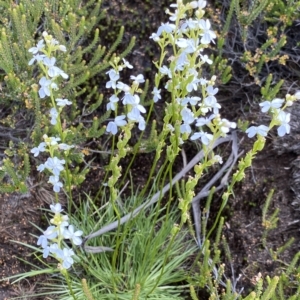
1, 0, 300, 299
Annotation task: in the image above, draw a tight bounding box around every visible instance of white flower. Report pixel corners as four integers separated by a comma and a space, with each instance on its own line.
106, 115, 127, 135
63, 225, 83, 245
31, 142, 46, 157
245, 125, 269, 138
259, 98, 284, 113
277, 111, 290, 137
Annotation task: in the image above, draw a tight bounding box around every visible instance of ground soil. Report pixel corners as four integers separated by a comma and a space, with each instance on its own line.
1, 0, 300, 299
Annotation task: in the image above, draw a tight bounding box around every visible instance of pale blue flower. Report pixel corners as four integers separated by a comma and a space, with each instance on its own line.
181, 96, 201, 106
106, 115, 127, 135
50, 203, 64, 214
56, 98, 72, 107
107, 95, 119, 111
58, 143, 74, 151
196, 115, 215, 127
38, 77, 52, 98
122, 92, 135, 105
175, 52, 189, 71
132, 94, 146, 113
56, 248, 75, 269
190, 131, 213, 145
156, 22, 176, 36
190, 0, 207, 9
128, 107, 142, 121
152, 87, 161, 103
245, 125, 269, 138
200, 54, 212, 64
150, 32, 160, 42
137, 116, 146, 130
31, 142, 46, 157
28, 53, 46, 66
58, 45, 67, 52
49, 175, 63, 192
37, 226, 57, 248
180, 18, 198, 31
180, 123, 192, 134
28, 39, 45, 54
122, 58, 133, 69
49, 108, 58, 125
181, 107, 195, 124
176, 38, 199, 53
63, 225, 83, 245
116, 81, 130, 92
43, 135, 61, 146
37, 163, 45, 172
220, 119, 237, 134
43, 57, 68, 78
259, 98, 284, 113
277, 111, 290, 137
106, 69, 119, 89
186, 77, 200, 92
159, 65, 172, 78
198, 19, 216, 44
44, 157, 65, 176
130, 74, 145, 84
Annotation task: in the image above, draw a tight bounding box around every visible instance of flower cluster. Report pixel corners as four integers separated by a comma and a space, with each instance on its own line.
31, 134, 74, 192
37, 203, 83, 269
29, 32, 74, 192
245, 92, 299, 138
149, 0, 235, 147
105, 59, 147, 135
